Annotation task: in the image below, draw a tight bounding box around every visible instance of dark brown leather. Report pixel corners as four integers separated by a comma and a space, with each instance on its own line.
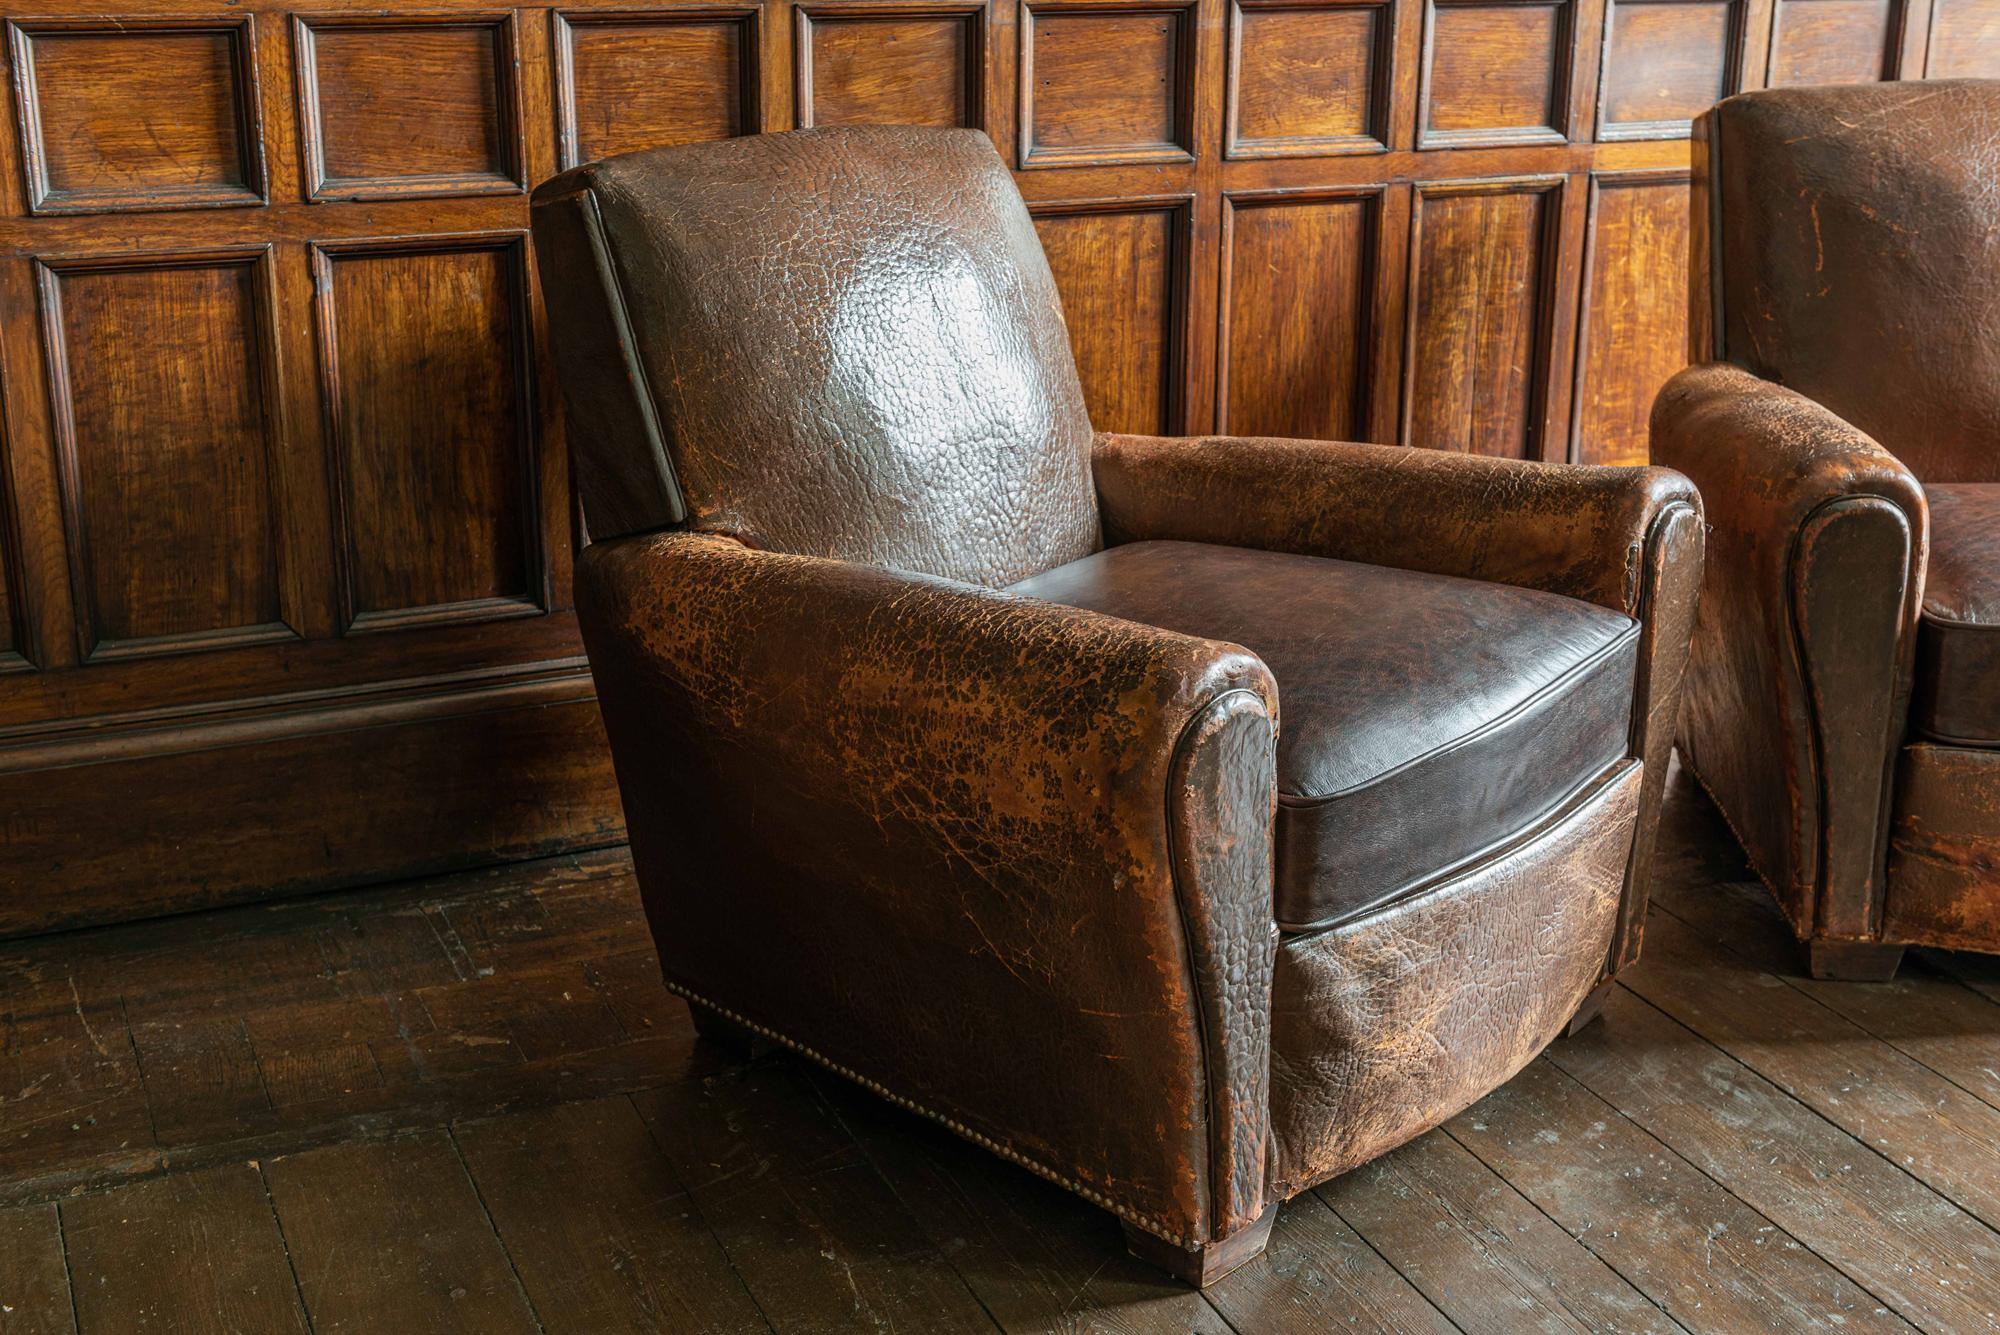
1702, 81, 2000, 484
579, 531, 1277, 1248
1009, 540, 1639, 931
1269, 761, 1639, 1196
1654, 362, 1925, 939
1886, 744, 2000, 950
1914, 485, 2000, 745
532, 126, 1099, 586
1091, 431, 1702, 970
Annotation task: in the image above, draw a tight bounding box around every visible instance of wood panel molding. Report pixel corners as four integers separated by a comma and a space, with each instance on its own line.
1224, 0, 1396, 158
1418, 0, 1576, 147
310, 232, 546, 636
34, 244, 301, 663
1766, 0, 1906, 82
552, 8, 762, 169
6, 16, 268, 216
794, 2, 988, 129
294, 12, 528, 202
1019, 0, 1199, 168
1568, 169, 1691, 465
1596, 0, 1745, 139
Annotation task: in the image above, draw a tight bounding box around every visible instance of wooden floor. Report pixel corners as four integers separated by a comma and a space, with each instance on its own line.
6, 766, 2000, 1333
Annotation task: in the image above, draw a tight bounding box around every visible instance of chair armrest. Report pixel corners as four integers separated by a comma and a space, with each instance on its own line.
1092, 431, 1697, 617
1651, 362, 1926, 938
1093, 431, 1703, 974
577, 531, 1279, 1248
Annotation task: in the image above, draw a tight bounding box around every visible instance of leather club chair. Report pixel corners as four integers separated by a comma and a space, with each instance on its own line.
1654, 80, 2000, 982
531, 126, 1703, 1284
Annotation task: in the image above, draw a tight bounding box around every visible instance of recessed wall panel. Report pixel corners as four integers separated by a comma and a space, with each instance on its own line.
798, 7, 983, 127
1034, 204, 1184, 435
1573, 175, 1691, 466
555, 11, 756, 167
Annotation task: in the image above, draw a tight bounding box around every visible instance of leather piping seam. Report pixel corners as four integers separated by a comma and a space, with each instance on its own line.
661, 983, 1201, 1250
1163, 685, 1275, 1242
1784, 491, 1918, 938
1275, 620, 1639, 807
1278, 758, 1639, 944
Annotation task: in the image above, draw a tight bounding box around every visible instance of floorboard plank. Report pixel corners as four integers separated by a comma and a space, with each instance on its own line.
261, 1131, 540, 1333
1549, 987, 2000, 1332
1322, 1132, 1683, 1334
632, 1056, 997, 1333
0, 1202, 74, 1334
455, 1097, 769, 1333
1207, 1192, 1462, 1335
803, 1064, 1234, 1334
1452, 1058, 1909, 1333
60, 1162, 305, 1333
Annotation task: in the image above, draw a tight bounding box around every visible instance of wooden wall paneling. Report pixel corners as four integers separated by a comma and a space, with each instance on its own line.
1568, 170, 1690, 465
6, 16, 267, 217
1223, 0, 1396, 157
34, 245, 303, 662
1418, 0, 1576, 146
1018, 0, 1199, 167
795, 2, 988, 129
311, 232, 545, 634
553, 8, 762, 168
1766, 0, 1904, 81
1032, 196, 1192, 433
1216, 186, 1386, 441
1401, 175, 1567, 459
294, 12, 527, 201
1924, 0, 2000, 70
1596, 0, 1744, 138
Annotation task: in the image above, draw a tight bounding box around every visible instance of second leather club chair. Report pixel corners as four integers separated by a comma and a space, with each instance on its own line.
1654, 80, 2000, 983
532, 126, 1702, 1284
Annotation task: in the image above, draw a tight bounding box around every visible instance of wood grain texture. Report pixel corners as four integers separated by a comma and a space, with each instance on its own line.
1598, 0, 1740, 138
1571, 172, 1689, 465
1034, 200, 1186, 434
60, 1164, 309, 1334
1928, 0, 2000, 73
1768, 0, 1900, 82
1421, 0, 1572, 145
1226, 0, 1392, 156
797, 5, 984, 129
554, 10, 758, 168
0, 1205, 73, 1334
1020, 3, 1195, 166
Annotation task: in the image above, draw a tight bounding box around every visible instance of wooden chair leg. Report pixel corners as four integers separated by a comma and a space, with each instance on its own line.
1808, 939, 1906, 982
689, 1005, 781, 1060
1122, 1205, 1278, 1287
1563, 980, 1614, 1037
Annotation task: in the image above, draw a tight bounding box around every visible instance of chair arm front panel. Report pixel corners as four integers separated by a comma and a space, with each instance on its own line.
1651, 363, 1927, 938
1091, 431, 1702, 975
577, 531, 1281, 1247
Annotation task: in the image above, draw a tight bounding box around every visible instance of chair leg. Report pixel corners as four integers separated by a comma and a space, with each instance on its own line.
689, 1005, 781, 1059
1563, 980, 1614, 1037
1808, 939, 1906, 982
1122, 1205, 1278, 1287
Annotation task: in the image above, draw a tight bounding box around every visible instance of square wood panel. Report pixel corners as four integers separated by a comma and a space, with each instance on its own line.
554, 10, 759, 168
1598, 0, 1741, 139
1767, 0, 1899, 83
311, 236, 544, 633
1020, 4, 1196, 167
295, 15, 525, 201
796, 5, 986, 128
34, 249, 297, 661
1928, 0, 2000, 75
1033, 200, 1189, 434
1421, 0, 1573, 146
7, 18, 265, 215
1226, 1, 1393, 157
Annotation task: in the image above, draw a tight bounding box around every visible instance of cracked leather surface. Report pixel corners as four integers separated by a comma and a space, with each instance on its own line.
1011, 540, 1639, 931
1268, 763, 1639, 1196
1914, 485, 2000, 745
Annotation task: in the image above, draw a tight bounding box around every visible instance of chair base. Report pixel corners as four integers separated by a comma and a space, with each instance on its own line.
1808, 940, 1906, 982
1122, 1205, 1278, 1287
690, 1004, 782, 1059
1563, 979, 1614, 1036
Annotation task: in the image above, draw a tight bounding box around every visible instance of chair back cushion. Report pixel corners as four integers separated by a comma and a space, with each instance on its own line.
531, 125, 1099, 586
1704, 80, 2000, 482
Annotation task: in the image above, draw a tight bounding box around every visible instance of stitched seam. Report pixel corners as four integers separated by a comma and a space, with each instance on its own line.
579, 183, 686, 523
665, 982, 1200, 1249
1275, 619, 1640, 807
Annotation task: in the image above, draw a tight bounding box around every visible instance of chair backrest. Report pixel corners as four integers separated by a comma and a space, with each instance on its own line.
1696, 79, 2000, 482
531, 126, 1100, 587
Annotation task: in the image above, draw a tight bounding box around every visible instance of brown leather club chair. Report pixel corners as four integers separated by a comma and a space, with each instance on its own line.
531, 126, 1702, 1284
1654, 80, 2000, 983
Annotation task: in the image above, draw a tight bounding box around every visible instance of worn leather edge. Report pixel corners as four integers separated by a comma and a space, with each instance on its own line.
1884, 741, 2000, 951
1164, 687, 1279, 1241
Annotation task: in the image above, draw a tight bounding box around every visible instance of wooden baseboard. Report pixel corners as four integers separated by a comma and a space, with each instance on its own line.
0, 670, 624, 937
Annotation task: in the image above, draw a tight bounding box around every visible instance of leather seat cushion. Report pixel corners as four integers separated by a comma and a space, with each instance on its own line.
1008, 541, 1639, 931
1915, 484, 2000, 744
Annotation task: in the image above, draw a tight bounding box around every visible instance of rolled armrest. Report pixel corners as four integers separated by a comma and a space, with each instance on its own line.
1651, 362, 1925, 937
1093, 432, 1698, 617
578, 531, 1279, 1247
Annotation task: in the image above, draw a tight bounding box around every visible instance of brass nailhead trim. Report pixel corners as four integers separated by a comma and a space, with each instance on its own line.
664, 981, 1198, 1250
